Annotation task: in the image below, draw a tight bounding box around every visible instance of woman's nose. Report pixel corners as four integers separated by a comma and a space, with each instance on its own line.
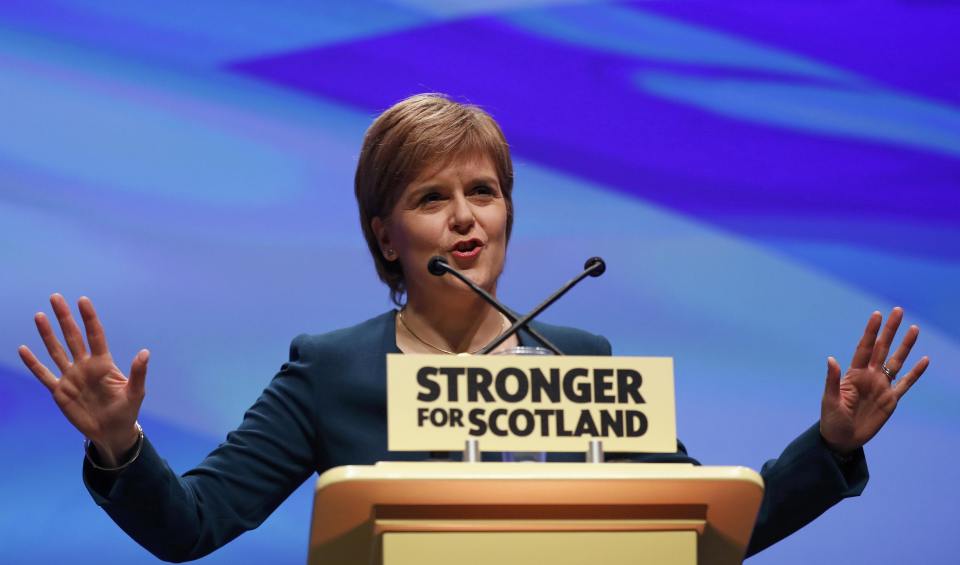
449, 193, 475, 233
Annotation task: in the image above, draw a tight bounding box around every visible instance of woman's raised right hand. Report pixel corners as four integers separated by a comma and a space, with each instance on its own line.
18, 294, 148, 466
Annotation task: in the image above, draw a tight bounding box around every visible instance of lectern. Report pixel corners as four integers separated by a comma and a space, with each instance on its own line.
307, 461, 763, 565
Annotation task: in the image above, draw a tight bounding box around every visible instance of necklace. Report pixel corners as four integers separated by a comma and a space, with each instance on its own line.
397, 309, 510, 355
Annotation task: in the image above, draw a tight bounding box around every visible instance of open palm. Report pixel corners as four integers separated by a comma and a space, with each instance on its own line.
18, 294, 148, 463
820, 307, 929, 454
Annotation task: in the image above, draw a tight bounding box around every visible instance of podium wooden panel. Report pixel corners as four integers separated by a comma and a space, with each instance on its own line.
308, 462, 763, 565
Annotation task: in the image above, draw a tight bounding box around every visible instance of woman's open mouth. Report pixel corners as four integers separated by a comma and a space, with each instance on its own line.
450, 239, 484, 260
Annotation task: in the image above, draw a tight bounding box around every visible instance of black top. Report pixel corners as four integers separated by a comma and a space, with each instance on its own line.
84, 311, 868, 561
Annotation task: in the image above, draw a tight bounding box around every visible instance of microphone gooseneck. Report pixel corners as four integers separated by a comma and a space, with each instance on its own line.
477, 257, 607, 355
424, 256, 563, 355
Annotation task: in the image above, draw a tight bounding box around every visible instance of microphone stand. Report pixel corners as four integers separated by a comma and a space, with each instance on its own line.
427, 257, 606, 356
478, 257, 605, 354
427, 257, 563, 355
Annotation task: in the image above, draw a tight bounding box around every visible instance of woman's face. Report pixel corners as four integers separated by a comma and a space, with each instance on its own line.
373, 152, 509, 301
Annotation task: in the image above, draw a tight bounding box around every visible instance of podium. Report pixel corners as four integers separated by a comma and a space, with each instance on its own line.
307, 462, 763, 565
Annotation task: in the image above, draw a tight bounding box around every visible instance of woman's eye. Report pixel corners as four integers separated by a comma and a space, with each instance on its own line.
419, 192, 443, 205
472, 185, 496, 197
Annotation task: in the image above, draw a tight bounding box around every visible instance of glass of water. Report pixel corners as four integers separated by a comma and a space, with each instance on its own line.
493, 345, 552, 463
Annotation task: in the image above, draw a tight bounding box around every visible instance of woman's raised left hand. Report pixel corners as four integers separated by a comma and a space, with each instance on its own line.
820, 307, 929, 455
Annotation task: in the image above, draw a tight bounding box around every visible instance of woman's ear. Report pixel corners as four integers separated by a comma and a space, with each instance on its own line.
371, 217, 396, 261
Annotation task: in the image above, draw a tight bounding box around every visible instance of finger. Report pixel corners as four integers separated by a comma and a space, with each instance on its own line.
869, 307, 903, 368
824, 356, 842, 400
886, 324, 919, 373
50, 293, 87, 360
34, 312, 71, 372
17, 345, 58, 392
78, 296, 109, 356
850, 311, 882, 369
127, 349, 150, 398
893, 356, 929, 400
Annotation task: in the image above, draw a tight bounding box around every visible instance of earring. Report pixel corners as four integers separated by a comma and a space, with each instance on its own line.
386, 248, 395, 259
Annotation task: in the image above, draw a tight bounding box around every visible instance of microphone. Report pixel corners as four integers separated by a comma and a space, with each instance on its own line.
477, 256, 607, 354
584, 256, 606, 277
427, 256, 449, 277
427, 256, 563, 355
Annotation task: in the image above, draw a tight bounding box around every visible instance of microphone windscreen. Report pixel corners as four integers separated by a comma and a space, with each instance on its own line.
584, 257, 606, 277
427, 256, 449, 276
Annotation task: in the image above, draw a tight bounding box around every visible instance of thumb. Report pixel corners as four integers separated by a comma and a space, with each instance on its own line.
127, 349, 150, 397
824, 356, 841, 400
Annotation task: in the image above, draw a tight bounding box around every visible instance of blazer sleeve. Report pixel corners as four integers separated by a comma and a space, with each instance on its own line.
598, 334, 868, 556
83, 335, 324, 562
745, 423, 868, 557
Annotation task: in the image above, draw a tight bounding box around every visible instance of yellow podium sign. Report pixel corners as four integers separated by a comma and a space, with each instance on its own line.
387, 354, 676, 452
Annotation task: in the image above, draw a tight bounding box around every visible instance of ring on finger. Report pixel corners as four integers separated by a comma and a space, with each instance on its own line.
881, 363, 898, 381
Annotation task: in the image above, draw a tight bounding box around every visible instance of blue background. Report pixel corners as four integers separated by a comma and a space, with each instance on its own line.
1, 2, 957, 563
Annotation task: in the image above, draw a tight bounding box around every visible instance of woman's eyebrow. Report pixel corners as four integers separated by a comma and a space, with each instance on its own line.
409, 183, 441, 194
469, 175, 499, 186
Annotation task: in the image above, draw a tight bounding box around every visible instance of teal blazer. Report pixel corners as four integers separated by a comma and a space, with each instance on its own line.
84, 311, 868, 561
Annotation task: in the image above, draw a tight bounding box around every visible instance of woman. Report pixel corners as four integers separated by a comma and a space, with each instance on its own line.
18, 94, 928, 561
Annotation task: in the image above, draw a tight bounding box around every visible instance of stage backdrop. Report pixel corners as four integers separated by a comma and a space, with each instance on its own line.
1, 2, 957, 564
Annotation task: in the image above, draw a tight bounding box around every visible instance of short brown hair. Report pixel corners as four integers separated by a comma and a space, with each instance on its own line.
355, 93, 514, 305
